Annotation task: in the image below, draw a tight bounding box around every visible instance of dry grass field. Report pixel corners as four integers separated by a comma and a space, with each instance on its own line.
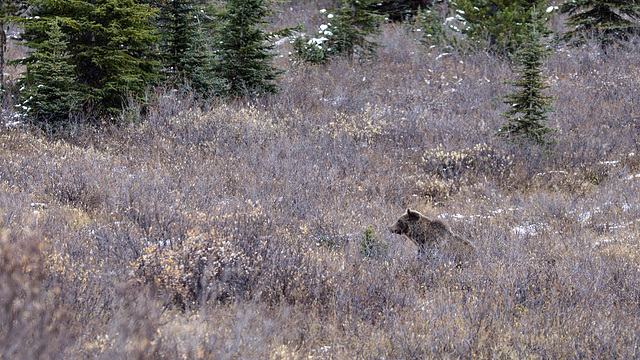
2, 3, 640, 359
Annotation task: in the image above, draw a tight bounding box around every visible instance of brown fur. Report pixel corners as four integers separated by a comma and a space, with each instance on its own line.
389, 208, 476, 262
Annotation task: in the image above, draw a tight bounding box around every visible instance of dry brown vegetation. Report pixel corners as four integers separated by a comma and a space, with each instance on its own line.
2, 5, 640, 358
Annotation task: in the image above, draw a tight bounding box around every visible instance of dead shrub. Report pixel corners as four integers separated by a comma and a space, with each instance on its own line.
0, 231, 73, 359
417, 143, 514, 201
135, 227, 253, 309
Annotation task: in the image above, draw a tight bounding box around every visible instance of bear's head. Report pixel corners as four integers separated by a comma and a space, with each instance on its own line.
388, 208, 422, 235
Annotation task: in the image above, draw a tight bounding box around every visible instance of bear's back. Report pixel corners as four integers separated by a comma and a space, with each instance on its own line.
412, 216, 452, 245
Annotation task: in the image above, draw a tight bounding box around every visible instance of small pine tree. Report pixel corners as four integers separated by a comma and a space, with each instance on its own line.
560, 0, 640, 42
359, 226, 388, 259
497, 11, 555, 147
214, 0, 281, 96
18, 18, 83, 127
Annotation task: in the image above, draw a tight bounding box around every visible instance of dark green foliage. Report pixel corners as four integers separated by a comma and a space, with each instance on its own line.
359, 226, 388, 259
411, 7, 451, 49
453, 0, 550, 55
157, 0, 203, 74
559, 0, 640, 43
157, 0, 224, 98
179, 25, 230, 98
16, 0, 158, 115
17, 19, 83, 127
291, 35, 329, 64
292, 0, 383, 64
324, 0, 383, 59
497, 12, 555, 147
213, 0, 281, 96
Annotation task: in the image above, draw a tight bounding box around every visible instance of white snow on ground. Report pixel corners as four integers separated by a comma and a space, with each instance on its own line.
591, 238, 618, 249
432, 161, 640, 238
536, 170, 568, 176
512, 223, 546, 237
438, 199, 640, 240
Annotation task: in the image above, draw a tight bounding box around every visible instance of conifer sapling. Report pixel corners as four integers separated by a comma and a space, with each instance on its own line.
496, 11, 555, 147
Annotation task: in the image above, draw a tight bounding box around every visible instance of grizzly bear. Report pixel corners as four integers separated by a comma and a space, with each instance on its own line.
389, 208, 476, 262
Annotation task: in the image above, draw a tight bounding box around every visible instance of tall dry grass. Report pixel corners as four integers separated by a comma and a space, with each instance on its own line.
1, 13, 640, 359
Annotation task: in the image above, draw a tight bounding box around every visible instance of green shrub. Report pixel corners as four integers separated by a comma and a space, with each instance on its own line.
359, 226, 388, 259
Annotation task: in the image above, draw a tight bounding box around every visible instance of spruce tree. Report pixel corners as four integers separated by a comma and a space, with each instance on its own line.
214, 0, 281, 96
560, 0, 640, 42
180, 23, 228, 98
18, 18, 83, 126
157, 0, 201, 75
497, 11, 555, 147
17, 0, 157, 115
292, 0, 383, 64
326, 0, 383, 59
454, 0, 550, 55
412, 7, 450, 49
157, 0, 222, 98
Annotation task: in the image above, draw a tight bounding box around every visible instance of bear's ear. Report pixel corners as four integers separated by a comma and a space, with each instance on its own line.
407, 208, 419, 217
